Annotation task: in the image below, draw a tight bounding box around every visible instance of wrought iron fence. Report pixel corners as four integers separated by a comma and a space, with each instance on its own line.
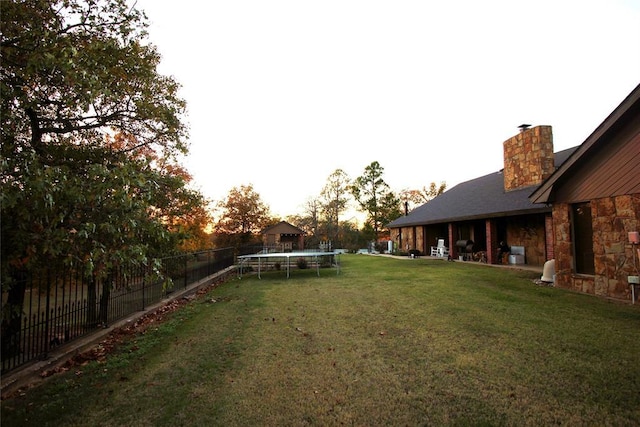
1, 248, 235, 374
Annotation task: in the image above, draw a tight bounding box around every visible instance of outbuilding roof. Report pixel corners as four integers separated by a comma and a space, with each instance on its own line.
387, 147, 578, 228
261, 221, 305, 235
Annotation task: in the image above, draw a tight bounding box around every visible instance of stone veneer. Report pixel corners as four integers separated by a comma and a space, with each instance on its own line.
505, 214, 547, 266
503, 125, 555, 192
391, 227, 423, 254
553, 195, 640, 300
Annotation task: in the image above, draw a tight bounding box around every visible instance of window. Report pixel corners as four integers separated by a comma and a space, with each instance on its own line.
571, 202, 595, 275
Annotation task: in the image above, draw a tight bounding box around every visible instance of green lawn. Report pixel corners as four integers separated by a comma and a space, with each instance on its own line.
3, 255, 640, 426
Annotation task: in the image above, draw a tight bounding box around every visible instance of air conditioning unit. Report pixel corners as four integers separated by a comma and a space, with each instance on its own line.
508, 246, 525, 264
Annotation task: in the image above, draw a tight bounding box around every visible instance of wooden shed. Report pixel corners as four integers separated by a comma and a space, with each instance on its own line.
261, 221, 305, 252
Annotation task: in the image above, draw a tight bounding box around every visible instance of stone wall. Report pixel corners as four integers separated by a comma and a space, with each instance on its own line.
503, 125, 555, 192
592, 195, 640, 299
505, 214, 547, 266
415, 228, 425, 255
392, 226, 419, 254
390, 228, 400, 251
552, 195, 640, 300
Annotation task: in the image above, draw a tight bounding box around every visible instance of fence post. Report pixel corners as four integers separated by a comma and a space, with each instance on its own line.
43, 268, 52, 359
184, 255, 188, 289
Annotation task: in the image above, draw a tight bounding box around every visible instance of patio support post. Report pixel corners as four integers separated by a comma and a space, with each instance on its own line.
448, 223, 456, 258
486, 219, 499, 264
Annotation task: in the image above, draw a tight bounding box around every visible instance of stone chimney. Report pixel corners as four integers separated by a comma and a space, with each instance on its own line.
503, 125, 554, 191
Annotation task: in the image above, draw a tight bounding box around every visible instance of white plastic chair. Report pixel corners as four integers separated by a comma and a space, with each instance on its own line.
430, 239, 449, 258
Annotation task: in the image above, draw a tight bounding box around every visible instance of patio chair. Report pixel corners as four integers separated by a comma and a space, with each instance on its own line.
430, 239, 449, 258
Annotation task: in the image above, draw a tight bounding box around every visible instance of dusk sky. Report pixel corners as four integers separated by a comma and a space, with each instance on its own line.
135, 0, 640, 221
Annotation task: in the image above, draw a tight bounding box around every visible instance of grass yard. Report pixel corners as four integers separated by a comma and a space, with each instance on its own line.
2, 255, 640, 426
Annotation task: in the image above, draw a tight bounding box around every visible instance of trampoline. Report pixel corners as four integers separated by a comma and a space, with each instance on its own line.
237, 251, 340, 279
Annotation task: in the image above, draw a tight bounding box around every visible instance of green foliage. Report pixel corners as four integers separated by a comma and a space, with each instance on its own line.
0, 0, 209, 362
0, 0, 198, 279
211, 231, 262, 250
212, 184, 272, 248
336, 219, 370, 252
351, 161, 401, 237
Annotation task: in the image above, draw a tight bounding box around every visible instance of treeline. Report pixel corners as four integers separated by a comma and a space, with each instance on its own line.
210, 164, 445, 251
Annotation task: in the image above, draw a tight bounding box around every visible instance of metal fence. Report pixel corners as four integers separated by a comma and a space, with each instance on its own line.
1, 247, 236, 374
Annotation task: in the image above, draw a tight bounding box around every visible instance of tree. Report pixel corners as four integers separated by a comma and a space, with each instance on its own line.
1, 0, 190, 267
319, 169, 351, 245
153, 161, 213, 253
378, 190, 403, 234
1, 0, 198, 356
399, 181, 447, 213
213, 184, 271, 248
339, 219, 370, 253
287, 197, 321, 248
351, 161, 398, 237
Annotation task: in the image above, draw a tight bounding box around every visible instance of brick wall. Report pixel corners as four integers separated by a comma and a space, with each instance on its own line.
544, 214, 554, 260
503, 125, 555, 191
485, 219, 498, 264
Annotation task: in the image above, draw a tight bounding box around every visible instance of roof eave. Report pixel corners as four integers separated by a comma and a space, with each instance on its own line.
530, 83, 640, 204
388, 206, 551, 228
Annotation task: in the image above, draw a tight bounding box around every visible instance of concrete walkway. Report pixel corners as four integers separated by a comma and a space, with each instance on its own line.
373, 253, 544, 274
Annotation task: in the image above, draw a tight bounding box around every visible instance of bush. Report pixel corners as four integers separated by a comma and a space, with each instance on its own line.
296, 258, 308, 269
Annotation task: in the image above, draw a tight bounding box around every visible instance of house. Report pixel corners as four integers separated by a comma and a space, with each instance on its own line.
261, 221, 305, 252
387, 125, 578, 266
530, 83, 640, 301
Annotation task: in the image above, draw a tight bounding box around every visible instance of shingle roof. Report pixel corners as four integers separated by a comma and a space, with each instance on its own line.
387, 147, 578, 228
261, 221, 305, 235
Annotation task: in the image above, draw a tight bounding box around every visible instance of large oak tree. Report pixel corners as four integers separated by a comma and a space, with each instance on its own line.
213, 184, 272, 248
1, 0, 205, 355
